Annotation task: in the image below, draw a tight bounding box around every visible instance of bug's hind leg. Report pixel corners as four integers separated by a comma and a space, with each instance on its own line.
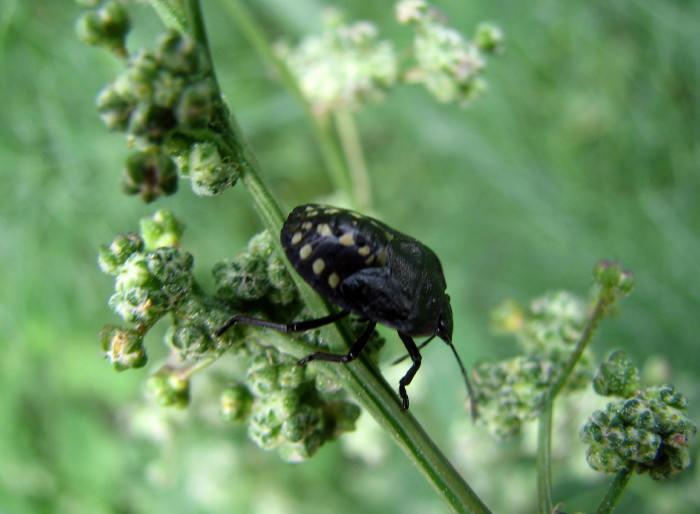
297, 321, 377, 365
396, 333, 422, 411
215, 310, 349, 337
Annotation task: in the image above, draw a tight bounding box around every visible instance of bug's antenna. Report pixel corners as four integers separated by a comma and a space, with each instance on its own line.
445, 340, 478, 420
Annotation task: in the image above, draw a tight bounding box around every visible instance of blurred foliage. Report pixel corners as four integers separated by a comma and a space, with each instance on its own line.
1, 0, 698, 513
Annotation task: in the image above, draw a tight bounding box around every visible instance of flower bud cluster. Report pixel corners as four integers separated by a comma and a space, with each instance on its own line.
76, 1, 131, 56
276, 10, 398, 115
99, 214, 362, 460
593, 260, 635, 308
581, 355, 696, 480
243, 347, 361, 462
213, 231, 298, 307
396, 1, 502, 106
475, 291, 592, 439
145, 365, 190, 408
94, 29, 237, 200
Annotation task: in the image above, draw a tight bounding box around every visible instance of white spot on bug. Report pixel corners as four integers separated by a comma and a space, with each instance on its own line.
351, 221, 358, 226
325, 208, 340, 214
377, 248, 388, 266
358, 245, 371, 256
312, 258, 325, 275
338, 233, 355, 246
316, 223, 332, 237
350, 212, 362, 218
302, 222, 313, 231
300, 244, 313, 260
328, 272, 340, 288
365, 255, 376, 265
291, 232, 303, 245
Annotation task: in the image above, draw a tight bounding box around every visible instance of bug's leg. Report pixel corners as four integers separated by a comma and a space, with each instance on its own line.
397, 333, 422, 411
215, 310, 349, 337
391, 335, 435, 365
297, 321, 377, 365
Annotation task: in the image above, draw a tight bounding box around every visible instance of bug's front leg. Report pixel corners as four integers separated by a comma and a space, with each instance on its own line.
397, 333, 422, 411
297, 320, 377, 365
215, 310, 349, 337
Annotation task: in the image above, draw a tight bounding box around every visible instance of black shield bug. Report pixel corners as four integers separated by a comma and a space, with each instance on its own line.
216, 204, 474, 412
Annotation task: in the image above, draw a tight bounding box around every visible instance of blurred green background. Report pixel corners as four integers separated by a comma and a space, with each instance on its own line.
1, 0, 698, 512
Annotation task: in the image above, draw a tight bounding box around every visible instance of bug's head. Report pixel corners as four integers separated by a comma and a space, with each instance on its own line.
436, 294, 453, 344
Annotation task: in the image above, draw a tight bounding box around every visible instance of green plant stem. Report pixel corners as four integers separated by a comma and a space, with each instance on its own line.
151, 1, 490, 511
536, 294, 608, 511
595, 464, 636, 514
549, 296, 606, 399
334, 109, 372, 209
536, 397, 554, 514
220, 0, 354, 201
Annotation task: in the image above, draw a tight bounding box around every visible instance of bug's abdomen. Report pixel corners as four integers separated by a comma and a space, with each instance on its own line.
281, 205, 391, 311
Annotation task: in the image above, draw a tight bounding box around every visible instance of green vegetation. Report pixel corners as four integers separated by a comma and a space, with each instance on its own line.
1, 1, 698, 512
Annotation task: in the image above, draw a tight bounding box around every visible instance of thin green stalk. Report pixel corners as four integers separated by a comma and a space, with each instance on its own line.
151, 2, 491, 511
334, 109, 372, 209
536, 294, 608, 511
595, 465, 636, 514
220, 0, 354, 199
536, 397, 554, 514
550, 296, 607, 399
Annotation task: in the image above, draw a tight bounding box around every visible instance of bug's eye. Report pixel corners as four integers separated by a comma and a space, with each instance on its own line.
436, 296, 453, 343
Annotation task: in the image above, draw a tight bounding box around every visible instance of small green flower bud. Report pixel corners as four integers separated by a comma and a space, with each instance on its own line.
175, 82, 215, 130
593, 351, 641, 398
109, 248, 193, 325
125, 50, 160, 101
76, 1, 131, 55
594, 260, 635, 299
247, 230, 275, 258
165, 323, 210, 356
151, 70, 186, 109
156, 30, 205, 75
187, 141, 239, 196
281, 404, 321, 443
221, 384, 253, 422
98, 232, 144, 274
163, 132, 193, 172
213, 254, 270, 302
325, 401, 361, 436
247, 358, 280, 397
122, 149, 178, 203
278, 362, 306, 389
146, 366, 190, 408
266, 256, 298, 306
140, 209, 185, 250
278, 432, 325, 463
99, 325, 147, 371
127, 103, 178, 144
96, 85, 134, 132
474, 23, 504, 54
